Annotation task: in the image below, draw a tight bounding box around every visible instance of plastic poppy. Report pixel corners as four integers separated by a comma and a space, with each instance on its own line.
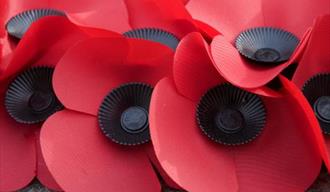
2, 0, 199, 55
0, 16, 119, 191
291, 15, 330, 170
39, 36, 185, 191
149, 32, 322, 192
184, 0, 330, 90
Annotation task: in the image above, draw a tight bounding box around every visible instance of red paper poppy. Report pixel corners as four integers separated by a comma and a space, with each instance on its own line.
39, 36, 184, 191
149, 32, 322, 192
0, 16, 119, 191
291, 15, 330, 170
185, 0, 330, 90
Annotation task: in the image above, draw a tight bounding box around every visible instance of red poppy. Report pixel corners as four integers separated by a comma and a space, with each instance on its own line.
149, 32, 322, 192
0, 16, 119, 191
1, 0, 201, 72
291, 15, 330, 170
184, 0, 330, 90
39, 35, 184, 191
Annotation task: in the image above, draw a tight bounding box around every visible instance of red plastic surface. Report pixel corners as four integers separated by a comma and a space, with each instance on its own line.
1, 16, 120, 80
173, 32, 225, 101
4, 0, 130, 33
124, 0, 197, 38
210, 28, 311, 91
150, 76, 322, 191
0, 87, 36, 191
187, 0, 330, 42
53, 37, 172, 116
40, 110, 161, 192
292, 15, 330, 169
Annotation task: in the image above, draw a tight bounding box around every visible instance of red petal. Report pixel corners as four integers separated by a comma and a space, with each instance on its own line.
291, 15, 330, 170
124, 0, 196, 38
0, 89, 36, 191
1, 17, 120, 81
174, 32, 225, 101
36, 134, 62, 191
280, 75, 330, 171
210, 34, 309, 93
150, 77, 322, 191
193, 19, 221, 42
187, 0, 329, 41
230, 76, 321, 191
262, 0, 330, 38
53, 37, 171, 116
5, 0, 130, 33
293, 15, 330, 87
146, 146, 183, 190
186, 0, 263, 42
150, 78, 238, 192
40, 110, 161, 192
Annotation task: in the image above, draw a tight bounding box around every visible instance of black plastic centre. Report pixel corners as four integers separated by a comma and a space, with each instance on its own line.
254, 48, 280, 62
120, 106, 149, 134
28, 91, 54, 113
215, 108, 244, 134
314, 96, 330, 123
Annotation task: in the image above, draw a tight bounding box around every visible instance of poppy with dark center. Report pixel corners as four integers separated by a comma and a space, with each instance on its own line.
148, 32, 322, 192
290, 15, 330, 171
0, 15, 119, 191
184, 0, 330, 91
2, 0, 202, 63
39, 36, 184, 192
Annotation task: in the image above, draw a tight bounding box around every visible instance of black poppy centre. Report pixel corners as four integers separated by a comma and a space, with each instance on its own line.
5, 67, 63, 124
6, 9, 66, 39
302, 73, 330, 134
98, 82, 153, 145
196, 83, 266, 145
235, 27, 299, 64
123, 28, 179, 50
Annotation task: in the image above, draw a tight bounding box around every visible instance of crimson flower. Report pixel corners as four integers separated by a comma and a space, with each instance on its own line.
39, 36, 183, 191
0, 16, 118, 191
149, 32, 322, 192
290, 15, 330, 170
184, 0, 330, 90
1, 0, 201, 58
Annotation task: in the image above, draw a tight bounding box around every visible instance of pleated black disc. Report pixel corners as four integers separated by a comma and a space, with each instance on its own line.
235, 27, 299, 64
6, 9, 66, 39
98, 82, 153, 146
302, 74, 330, 134
196, 83, 266, 145
5, 67, 63, 124
123, 28, 179, 50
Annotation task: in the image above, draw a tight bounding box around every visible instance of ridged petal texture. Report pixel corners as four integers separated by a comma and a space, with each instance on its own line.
196, 83, 266, 145
235, 27, 299, 63
98, 82, 153, 146
123, 28, 179, 50
6, 9, 65, 39
302, 74, 330, 134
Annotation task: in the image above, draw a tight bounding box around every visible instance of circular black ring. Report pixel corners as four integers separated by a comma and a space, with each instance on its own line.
6, 9, 66, 39
5, 66, 63, 124
235, 27, 299, 64
123, 28, 179, 50
98, 82, 153, 146
196, 83, 266, 145
302, 73, 330, 134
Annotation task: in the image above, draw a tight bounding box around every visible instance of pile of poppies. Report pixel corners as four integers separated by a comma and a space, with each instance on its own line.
0, 0, 329, 191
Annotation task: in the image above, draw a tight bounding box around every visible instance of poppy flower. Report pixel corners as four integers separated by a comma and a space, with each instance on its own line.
39, 35, 185, 191
290, 15, 330, 170
2, 0, 199, 56
149, 32, 322, 192
0, 16, 119, 191
184, 0, 330, 90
